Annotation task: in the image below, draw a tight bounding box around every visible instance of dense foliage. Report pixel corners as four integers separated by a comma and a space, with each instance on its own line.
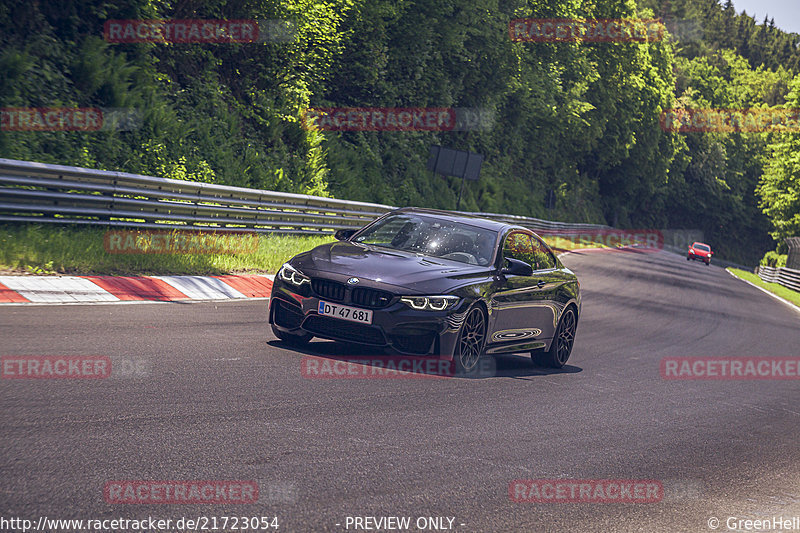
1, 0, 798, 264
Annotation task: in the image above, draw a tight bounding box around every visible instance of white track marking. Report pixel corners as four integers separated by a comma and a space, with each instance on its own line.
154, 275, 247, 300
0, 276, 119, 303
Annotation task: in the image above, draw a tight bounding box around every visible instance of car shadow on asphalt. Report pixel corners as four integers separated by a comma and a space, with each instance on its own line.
267, 339, 582, 379
492, 354, 583, 378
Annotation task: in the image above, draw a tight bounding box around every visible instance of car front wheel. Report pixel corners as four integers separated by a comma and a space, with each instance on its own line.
532, 307, 577, 369
452, 306, 487, 375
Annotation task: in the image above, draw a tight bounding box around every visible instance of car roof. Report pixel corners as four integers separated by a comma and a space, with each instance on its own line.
390, 207, 516, 232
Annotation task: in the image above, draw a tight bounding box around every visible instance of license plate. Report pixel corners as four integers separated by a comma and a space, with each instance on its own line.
318, 300, 373, 325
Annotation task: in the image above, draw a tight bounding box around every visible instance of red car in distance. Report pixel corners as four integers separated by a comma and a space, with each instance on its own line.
687, 242, 713, 265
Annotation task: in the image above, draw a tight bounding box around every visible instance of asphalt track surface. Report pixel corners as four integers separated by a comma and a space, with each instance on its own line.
2, 249, 799, 532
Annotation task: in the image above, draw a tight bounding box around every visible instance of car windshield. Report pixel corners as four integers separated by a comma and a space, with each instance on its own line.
353, 214, 498, 266
694, 243, 710, 251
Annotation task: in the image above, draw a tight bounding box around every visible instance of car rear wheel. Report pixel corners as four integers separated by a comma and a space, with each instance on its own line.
453, 306, 486, 375
532, 307, 577, 369
271, 324, 313, 345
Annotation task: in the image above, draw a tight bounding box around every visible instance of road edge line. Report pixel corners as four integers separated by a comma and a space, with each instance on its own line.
725, 268, 800, 317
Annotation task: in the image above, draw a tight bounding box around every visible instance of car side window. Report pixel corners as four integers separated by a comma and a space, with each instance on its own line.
532, 235, 557, 270
502, 232, 536, 270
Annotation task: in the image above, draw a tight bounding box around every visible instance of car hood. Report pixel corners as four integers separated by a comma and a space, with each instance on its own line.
290, 241, 492, 292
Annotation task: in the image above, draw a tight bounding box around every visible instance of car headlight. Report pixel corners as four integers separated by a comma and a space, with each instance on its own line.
400, 295, 459, 311
278, 262, 310, 286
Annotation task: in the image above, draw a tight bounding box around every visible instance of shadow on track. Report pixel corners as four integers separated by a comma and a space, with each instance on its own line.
267, 339, 582, 379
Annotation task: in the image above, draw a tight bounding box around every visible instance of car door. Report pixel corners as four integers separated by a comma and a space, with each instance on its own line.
529, 233, 562, 340
488, 231, 558, 345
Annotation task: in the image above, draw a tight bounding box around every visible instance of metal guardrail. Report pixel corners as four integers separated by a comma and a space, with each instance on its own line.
0, 158, 608, 235
758, 265, 800, 293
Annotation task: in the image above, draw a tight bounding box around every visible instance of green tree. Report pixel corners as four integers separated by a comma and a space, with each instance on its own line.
757, 74, 800, 245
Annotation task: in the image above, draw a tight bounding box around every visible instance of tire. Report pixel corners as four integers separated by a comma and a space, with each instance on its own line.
271, 324, 313, 345
452, 306, 487, 376
705, 260, 710, 266
532, 307, 577, 369
686, 256, 690, 261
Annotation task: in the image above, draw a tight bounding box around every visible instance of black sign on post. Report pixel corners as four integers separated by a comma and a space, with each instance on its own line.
427, 145, 484, 210
546, 189, 556, 210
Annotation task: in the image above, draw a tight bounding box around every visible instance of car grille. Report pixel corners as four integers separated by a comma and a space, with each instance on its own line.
302, 315, 386, 345
351, 287, 393, 308
273, 300, 304, 329
311, 278, 345, 301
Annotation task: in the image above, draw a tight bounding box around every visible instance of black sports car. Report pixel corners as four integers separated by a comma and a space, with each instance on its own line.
269, 208, 581, 373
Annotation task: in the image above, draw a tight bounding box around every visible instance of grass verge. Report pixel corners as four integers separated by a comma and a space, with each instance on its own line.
727, 267, 800, 308
0, 224, 334, 276
1, 223, 618, 277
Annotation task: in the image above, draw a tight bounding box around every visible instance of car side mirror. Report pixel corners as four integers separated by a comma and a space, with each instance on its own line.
334, 229, 357, 241
501, 257, 533, 276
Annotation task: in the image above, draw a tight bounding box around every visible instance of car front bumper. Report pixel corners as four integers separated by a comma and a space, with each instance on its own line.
268, 279, 468, 358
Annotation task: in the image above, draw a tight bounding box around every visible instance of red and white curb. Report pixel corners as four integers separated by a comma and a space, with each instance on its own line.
0, 274, 274, 304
